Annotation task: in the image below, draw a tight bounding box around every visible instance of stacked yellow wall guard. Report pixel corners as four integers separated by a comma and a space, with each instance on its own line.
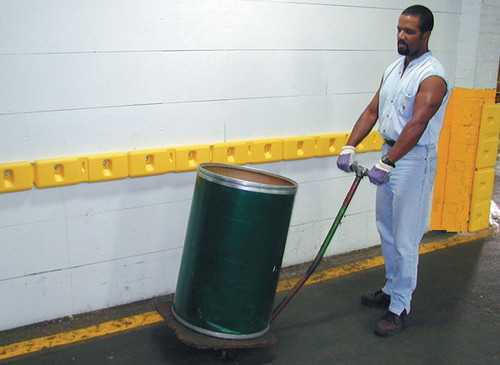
431, 88, 498, 232
1, 88, 498, 232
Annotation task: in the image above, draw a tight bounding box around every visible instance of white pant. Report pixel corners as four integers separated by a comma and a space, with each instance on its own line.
376, 143, 438, 315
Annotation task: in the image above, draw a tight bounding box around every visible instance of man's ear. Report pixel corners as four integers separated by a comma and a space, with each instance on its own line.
423, 30, 431, 42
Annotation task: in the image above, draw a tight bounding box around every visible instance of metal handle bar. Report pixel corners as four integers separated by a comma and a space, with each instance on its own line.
270, 164, 368, 322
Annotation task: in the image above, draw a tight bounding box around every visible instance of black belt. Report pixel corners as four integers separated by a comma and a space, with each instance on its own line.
385, 139, 396, 147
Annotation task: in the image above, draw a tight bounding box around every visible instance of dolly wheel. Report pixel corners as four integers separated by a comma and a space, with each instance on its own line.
220, 349, 240, 361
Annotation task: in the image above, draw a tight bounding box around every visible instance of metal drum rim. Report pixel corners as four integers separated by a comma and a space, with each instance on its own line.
171, 306, 270, 340
198, 163, 298, 195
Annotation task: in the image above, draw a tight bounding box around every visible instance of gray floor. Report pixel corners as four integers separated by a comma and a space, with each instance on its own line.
2, 233, 499, 365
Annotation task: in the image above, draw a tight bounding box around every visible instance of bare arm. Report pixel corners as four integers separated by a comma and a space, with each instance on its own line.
345, 88, 380, 147
387, 76, 447, 163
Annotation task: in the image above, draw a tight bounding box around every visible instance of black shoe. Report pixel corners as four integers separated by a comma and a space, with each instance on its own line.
374, 310, 407, 337
361, 290, 390, 308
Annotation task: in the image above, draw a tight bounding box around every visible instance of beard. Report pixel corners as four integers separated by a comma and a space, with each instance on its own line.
398, 41, 409, 55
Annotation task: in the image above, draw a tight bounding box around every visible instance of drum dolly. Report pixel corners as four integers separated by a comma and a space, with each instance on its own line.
156, 301, 277, 360
157, 165, 367, 360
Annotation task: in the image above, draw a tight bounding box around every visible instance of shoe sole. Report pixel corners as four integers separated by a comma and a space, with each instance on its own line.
374, 317, 407, 337
374, 325, 404, 337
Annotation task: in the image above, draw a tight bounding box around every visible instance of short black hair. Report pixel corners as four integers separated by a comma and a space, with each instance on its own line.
402, 5, 434, 33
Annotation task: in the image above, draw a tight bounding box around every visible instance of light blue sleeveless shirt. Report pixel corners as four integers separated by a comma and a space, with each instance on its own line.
378, 51, 450, 146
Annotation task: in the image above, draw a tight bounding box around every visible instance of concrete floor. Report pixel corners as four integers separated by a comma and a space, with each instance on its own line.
1, 232, 499, 365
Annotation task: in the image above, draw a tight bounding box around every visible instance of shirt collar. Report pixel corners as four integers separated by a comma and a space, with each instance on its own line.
404, 51, 432, 69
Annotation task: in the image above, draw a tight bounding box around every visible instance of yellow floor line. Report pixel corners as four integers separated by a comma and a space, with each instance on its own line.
0, 229, 494, 361
278, 229, 495, 292
0, 312, 164, 361
277, 255, 385, 292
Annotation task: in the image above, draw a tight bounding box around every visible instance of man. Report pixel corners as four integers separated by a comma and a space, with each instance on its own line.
336, 5, 449, 337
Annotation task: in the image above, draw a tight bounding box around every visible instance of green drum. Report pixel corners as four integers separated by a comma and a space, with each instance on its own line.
173, 163, 298, 339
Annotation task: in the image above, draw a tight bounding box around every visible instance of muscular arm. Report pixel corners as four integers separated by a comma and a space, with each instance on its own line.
345, 88, 380, 147
387, 76, 447, 163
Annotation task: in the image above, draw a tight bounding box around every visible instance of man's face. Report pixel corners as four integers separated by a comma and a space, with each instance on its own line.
397, 14, 429, 56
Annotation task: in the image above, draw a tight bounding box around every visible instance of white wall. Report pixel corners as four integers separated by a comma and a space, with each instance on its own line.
475, 0, 500, 88
455, 0, 500, 89
0, 0, 464, 330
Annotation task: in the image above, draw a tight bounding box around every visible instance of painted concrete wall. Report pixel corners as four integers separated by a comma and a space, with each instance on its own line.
0, 0, 494, 331
455, 0, 500, 89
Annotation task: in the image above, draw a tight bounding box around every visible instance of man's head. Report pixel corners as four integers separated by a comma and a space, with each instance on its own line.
397, 5, 434, 58
402, 5, 434, 33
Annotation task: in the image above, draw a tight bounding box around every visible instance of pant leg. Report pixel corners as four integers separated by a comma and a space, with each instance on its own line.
377, 145, 437, 315
376, 166, 395, 296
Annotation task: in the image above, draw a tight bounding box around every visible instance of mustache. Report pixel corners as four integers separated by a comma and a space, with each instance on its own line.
398, 40, 408, 48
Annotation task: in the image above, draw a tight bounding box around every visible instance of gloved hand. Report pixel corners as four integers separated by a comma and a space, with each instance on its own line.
336, 146, 357, 172
368, 159, 394, 185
